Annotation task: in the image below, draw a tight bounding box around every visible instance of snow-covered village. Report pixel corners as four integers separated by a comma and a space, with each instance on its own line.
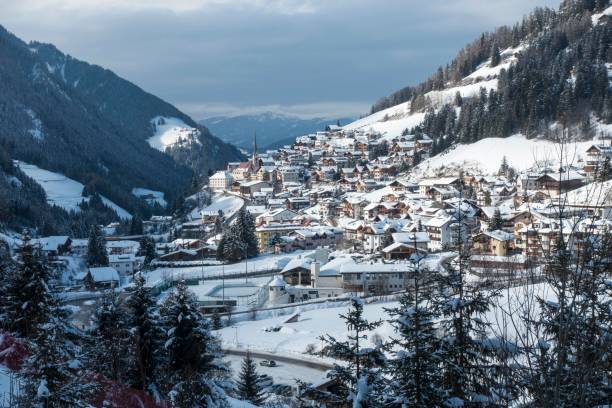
0, 1, 611, 407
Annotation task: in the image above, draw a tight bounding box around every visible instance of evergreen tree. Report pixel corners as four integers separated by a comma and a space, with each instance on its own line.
19, 304, 95, 407
140, 236, 157, 266
125, 273, 162, 392
595, 156, 611, 182
13, 233, 95, 406
431, 208, 503, 406
381, 229, 394, 250
2, 233, 53, 338
315, 298, 386, 407
223, 226, 246, 263
87, 290, 131, 383
159, 281, 229, 407
87, 224, 108, 267
385, 265, 445, 406
214, 210, 225, 235
490, 43, 501, 67
526, 231, 612, 407
130, 216, 144, 235
498, 155, 509, 176
491, 208, 504, 231
236, 351, 265, 405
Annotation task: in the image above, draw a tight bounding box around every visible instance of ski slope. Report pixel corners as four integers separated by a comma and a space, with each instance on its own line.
16, 161, 132, 219
148, 116, 201, 151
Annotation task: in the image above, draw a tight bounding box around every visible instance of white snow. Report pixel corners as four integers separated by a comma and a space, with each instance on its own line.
217, 282, 554, 359
15, 161, 131, 219
415, 134, 598, 175
132, 187, 167, 207
147, 116, 201, 151
343, 101, 426, 141
192, 194, 244, 220
25, 108, 44, 141
591, 5, 612, 25
424, 79, 498, 109
224, 354, 326, 386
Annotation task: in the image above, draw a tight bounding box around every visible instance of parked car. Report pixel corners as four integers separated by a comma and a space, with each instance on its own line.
259, 359, 277, 367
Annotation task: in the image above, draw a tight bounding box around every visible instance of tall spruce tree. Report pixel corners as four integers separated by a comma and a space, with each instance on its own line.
159, 281, 229, 407
87, 224, 108, 267
385, 263, 445, 406
491, 208, 505, 231
125, 273, 162, 393
86, 289, 131, 384
431, 203, 503, 406
316, 297, 386, 407
236, 350, 265, 405
13, 233, 95, 406
2, 233, 53, 338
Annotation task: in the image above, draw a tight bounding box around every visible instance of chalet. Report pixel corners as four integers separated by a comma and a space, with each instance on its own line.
472, 230, 515, 256
535, 170, 585, 196
109, 254, 139, 276
584, 144, 612, 177
340, 263, 414, 295
105, 240, 140, 255
35, 236, 71, 258
157, 246, 217, 262
76, 267, 120, 290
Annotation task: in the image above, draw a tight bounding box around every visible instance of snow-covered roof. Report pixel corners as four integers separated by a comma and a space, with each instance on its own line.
79, 267, 120, 282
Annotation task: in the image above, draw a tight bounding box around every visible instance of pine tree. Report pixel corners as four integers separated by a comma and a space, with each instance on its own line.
491, 208, 504, 231
87, 224, 108, 267
315, 298, 386, 407
385, 265, 445, 406
19, 305, 95, 407
130, 216, 144, 235
14, 233, 95, 406
236, 351, 265, 405
87, 290, 131, 383
498, 155, 509, 176
2, 233, 54, 338
490, 43, 501, 67
595, 156, 611, 182
431, 205, 503, 406
223, 226, 246, 263
159, 281, 229, 407
125, 273, 162, 392
214, 210, 225, 235
140, 236, 157, 266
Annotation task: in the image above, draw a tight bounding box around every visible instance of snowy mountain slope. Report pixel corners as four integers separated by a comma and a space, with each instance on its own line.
148, 116, 202, 151
344, 45, 524, 140
16, 162, 131, 219
413, 134, 600, 176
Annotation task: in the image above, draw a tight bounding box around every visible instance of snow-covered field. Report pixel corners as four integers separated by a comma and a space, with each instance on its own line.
415, 134, 598, 175
224, 354, 326, 386
132, 187, 167, 207
217, 282, 553, 359
148, 116, 201, 151
16, 161, 131, 219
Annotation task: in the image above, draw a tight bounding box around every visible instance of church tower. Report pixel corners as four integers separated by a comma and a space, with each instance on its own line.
251, 132, 259, 168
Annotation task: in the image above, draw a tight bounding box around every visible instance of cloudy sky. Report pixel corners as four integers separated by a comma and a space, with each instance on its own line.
1, 0, 559, 119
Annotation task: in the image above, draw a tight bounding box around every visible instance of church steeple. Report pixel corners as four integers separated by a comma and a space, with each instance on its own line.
252, 132, 258, 165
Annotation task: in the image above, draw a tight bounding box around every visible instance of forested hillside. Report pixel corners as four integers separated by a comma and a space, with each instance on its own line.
369, 0, 611, 154
0, 25, 243, 232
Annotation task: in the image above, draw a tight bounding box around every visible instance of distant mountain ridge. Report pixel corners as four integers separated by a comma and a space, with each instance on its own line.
0, 25, 243, 221
200, 112, 355, 151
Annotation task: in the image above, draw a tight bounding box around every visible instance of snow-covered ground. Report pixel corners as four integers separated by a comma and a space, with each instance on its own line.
147, 116, 201, 151
191, 193, 244, 221
132, 187, 167, 207
216, 282, 553, 359
145, 252, 303, 288
15, 161, 131, 219
415, 134, 598, 176
224, 354, 326, 386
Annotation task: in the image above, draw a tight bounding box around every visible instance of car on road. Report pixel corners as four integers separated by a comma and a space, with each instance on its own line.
259, 359, 277, 367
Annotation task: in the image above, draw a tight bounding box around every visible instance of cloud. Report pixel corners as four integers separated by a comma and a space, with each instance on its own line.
0, 0, 560, 120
